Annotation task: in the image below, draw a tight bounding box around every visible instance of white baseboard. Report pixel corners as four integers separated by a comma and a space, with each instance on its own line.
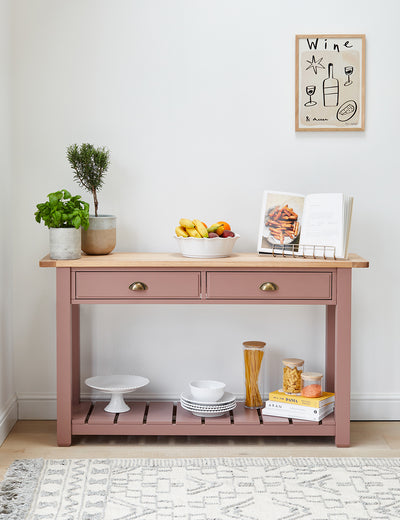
17, 392, 400, 421
0, 395, 18, 445
18, 394, 57, 420
350, 394, 400, 420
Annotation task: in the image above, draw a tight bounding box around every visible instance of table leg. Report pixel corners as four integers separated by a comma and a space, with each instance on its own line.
325, 305, 336, 393
56, 268, 72, 446
334, 268, 352, 447
72, 304, 80, 407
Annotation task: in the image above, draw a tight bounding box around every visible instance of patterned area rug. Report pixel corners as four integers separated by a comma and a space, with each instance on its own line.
1, 457, 400, 519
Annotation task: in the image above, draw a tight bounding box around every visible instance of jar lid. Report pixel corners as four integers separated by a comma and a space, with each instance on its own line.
282, 358, 304, 368
301, 371, 323, 380
243, 341, 266, 349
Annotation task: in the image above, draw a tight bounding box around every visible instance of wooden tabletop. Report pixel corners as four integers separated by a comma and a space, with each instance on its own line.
39, 252, 369, 269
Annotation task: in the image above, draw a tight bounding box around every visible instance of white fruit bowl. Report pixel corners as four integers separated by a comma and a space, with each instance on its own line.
174, 234, 240, 258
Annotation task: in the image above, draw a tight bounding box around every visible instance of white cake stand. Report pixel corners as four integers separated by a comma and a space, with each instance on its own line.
85, 375, 150, 413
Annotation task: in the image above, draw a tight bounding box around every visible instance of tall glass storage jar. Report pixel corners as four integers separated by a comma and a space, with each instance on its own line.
243, 341, 266, 409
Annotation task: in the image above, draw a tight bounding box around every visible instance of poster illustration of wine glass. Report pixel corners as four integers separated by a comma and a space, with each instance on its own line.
295, 35, 365, 131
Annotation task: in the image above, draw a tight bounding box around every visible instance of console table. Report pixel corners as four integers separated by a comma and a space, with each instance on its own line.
39, 252, 368, 447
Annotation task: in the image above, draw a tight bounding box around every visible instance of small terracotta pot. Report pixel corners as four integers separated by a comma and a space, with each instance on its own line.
81, 215, 116, 255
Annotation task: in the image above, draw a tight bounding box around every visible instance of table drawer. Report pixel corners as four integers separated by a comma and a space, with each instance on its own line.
75, 271, 201, 299
206, 271, 332, 300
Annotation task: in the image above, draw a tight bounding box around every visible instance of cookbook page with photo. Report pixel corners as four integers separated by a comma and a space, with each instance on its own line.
257, 191, 305, 254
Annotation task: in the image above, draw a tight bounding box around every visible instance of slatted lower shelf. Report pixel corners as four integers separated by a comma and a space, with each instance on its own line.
71, 401, 336, 437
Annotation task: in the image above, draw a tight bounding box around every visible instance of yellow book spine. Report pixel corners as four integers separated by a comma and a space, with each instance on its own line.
268, 391, 335, 408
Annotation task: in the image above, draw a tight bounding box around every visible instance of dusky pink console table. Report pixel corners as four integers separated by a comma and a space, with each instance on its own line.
39, 252, 368, 447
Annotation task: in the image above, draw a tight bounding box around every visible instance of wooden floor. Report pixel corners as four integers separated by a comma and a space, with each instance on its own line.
1, 420, 400, 480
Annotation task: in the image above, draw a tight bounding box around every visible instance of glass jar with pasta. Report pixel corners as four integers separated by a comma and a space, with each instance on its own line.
282, 358, 304, 394
243, 341, 266, 409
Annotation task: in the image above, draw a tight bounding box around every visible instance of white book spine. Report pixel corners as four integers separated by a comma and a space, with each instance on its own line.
262, 404, 334, 421
264, 400, 334, 413
262, 411, 332, 422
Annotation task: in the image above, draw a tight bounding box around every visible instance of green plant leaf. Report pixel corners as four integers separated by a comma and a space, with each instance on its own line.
67, 142, 111, 215
72, 216, 81, 229
34, 189, 90, 229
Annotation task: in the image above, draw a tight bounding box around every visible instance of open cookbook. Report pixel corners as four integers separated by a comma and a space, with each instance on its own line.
257, 191, 353, 259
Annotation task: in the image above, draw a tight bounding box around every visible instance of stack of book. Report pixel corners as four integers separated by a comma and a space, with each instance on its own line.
262, 390, 335, 422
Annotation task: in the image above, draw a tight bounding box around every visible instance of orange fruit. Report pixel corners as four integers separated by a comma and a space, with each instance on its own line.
216, 221, 231, 236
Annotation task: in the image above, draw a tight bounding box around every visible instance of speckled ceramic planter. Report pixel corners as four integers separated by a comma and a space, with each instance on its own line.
49, 227, 81, 260
81, 215, 116, 255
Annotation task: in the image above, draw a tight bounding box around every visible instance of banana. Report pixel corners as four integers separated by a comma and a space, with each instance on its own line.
179, 218, 195, 229
193, 219, 208, 238
175, 226, 189, 237
186, 227, 202, 238
207, 222, 223, 233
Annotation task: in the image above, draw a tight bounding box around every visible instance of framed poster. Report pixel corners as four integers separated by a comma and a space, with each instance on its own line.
295, 34, 365, 131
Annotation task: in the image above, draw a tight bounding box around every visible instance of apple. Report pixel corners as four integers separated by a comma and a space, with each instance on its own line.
221, 230, 235, 238
208, 232, 219, 238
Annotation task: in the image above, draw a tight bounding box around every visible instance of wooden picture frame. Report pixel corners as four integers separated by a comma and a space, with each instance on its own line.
295, 34, 365, 131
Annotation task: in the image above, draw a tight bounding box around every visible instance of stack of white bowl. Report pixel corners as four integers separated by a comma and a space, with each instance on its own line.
180, 380, 236, 417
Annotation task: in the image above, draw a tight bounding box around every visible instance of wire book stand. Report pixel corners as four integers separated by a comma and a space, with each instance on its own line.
261, 244, 337, 259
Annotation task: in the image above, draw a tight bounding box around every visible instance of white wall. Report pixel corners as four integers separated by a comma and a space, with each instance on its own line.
0, 0, 17, 444
10, 0, 399, 420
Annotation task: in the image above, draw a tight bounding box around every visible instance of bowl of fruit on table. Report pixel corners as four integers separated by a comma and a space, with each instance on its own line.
174, 219, 239, 258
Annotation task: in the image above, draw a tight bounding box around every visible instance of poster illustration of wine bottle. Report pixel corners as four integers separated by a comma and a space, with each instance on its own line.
295, 35, 365, 131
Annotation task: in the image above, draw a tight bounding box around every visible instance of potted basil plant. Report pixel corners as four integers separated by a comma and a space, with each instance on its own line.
35, 189, 90, 259
67, 143, 116, 255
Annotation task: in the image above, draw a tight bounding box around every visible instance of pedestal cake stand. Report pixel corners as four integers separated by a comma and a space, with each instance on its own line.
85, 375, 150, 413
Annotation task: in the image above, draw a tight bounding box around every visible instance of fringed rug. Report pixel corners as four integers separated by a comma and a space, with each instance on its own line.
1, 457, 400, 519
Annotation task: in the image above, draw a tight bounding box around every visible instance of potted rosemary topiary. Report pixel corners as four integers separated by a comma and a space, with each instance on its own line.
67, 143, 116, 255
35, 189, 89, 259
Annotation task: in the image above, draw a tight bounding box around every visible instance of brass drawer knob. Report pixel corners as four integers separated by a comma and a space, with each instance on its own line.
259, 282, 278, 292
129, 282, 148, 291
